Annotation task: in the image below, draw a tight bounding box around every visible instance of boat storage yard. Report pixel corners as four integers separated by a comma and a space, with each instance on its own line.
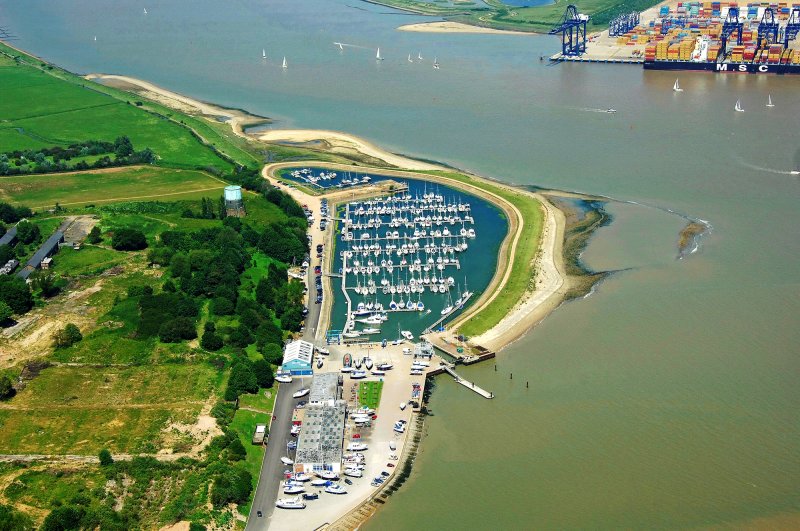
551, 0, 800, 74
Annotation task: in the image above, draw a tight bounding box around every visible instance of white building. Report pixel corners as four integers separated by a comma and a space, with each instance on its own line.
309, 372, 341, 407
294, 403, 346, 474
281, 340, 314, 376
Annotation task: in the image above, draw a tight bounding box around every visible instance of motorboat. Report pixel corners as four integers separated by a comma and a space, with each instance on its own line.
281, 456, 294, 465
302, 492, 319, 500
293, 388, 310, 399
340, 366, 354, 373
317, 346, 330, 355
347, 442, 368, 451
606, 108, 617, 113
311, 478, 328, 486
325, 483, 347, 495
370, 369, 385, 376
393, 422, 406, 434
350, 370, 367, 379
343, 468, 363, 478
364, 357, 374, 370
275, 373, 293, 383
276, 496, 306, 509
401, 330, 414, 341
400, 402, 407, 411
316, 470, 339, 480
283, 483, 305, 494
291, 473, 311, 482
290, 425, 301, 437
361, 328, 381, 335
377, 363, 393, 371
317, 359, 323, 369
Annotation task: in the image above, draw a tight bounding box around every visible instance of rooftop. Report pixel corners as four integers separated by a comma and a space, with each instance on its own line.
309, 372, 340, 405
295, 403, 346, 465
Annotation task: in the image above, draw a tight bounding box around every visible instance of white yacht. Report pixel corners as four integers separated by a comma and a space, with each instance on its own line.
325, 483, 347, 495
280, 456, 294, 465
283, 483, 305, 494
347, 442, 368, 451
316, 470, 339, 480
276, 496, 306, 509
401, 330, 414, 341
293, 388, 310, 399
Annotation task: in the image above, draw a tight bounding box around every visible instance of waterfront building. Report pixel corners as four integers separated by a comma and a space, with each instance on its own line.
294, 403, 347, 474
281, 340, 314, 376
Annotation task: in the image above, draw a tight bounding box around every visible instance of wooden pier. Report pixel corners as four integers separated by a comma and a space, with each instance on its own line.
441, 365, 493, 399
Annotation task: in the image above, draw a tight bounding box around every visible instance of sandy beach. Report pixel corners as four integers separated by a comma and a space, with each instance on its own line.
256, 130, 442, 171
84, 73, 269, 136
397, 21, 533, 35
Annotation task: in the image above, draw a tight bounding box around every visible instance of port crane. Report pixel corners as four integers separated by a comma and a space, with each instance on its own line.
720, 6, 743, 59
609, 12, 640, 37
784, 7, 800, 48
549, 5, 589, 56
757, 8, 780, 48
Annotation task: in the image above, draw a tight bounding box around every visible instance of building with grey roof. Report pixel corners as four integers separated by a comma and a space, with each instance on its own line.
295, 403, 346, 474
0, 226, 17, 247
17, 230, 64, 280
309, 372, 340, 407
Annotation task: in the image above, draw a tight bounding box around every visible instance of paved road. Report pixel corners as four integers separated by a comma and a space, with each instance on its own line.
245, 202, 326, 530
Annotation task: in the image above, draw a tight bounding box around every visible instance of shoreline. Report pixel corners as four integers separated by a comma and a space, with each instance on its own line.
397, 21, 535, 35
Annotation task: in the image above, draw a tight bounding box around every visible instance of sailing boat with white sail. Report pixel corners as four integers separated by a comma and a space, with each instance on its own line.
376, 48, 383, 61
766, 94, 775, 108
734, 99, 744, 112
673, 78, 683, 92
282, 57, 287, 69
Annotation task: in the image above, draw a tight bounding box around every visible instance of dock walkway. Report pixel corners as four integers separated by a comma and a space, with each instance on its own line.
442, 366, 493, 399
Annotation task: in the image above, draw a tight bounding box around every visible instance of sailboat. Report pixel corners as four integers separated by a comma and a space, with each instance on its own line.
417, 52, 423, 61
433, 57, 440, 70
673, 78, 683, 92
407, 53, 413, 63
282, 56, 288, 69
334, 42, 344, 50
143, 7, 147, 15
766, 94, 775, 108
376, 48, 383, 61
93, 36, 97, 41
734, 99, 744, 112
262, 49, 266, 59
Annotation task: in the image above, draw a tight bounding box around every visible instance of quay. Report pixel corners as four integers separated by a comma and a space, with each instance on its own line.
443, 366, 494, 399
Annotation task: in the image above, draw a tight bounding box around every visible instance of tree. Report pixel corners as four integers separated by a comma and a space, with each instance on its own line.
227, 438, 247, 461
0, 503, 34, 531
40, 506, 85, 531
53, 323, 83, 349
253, 358, 274, 389
15, 220, 40, 245
0, 244, 14, 265
0, 301, 12, 324
0, 375, 15, 400
111, 228, 147, 251
201, 330, 223, 351
31, 270, 59, 298
0, 277, 33, 314
224, 360, 258, 400
212, 297, 235, 316
261, 342, 283, 365
113, 136, 134, 158
98, 448, 114, 466
210, 467, 253, 508
158, 317, 197, 343
189, 523, 207, 531
87, 226, 102, 244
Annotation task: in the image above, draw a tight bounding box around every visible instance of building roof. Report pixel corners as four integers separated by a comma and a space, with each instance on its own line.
16, 231, 64, 280
283, 340, 314, 367
0, 226, 17, 247
295, 403, 346, 465
309, 372, 339, 404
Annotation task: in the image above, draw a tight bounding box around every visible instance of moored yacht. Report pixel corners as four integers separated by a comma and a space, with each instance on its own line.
276, 496, 306, 509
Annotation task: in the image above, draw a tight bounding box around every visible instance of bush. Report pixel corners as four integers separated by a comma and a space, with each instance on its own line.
15, 220, 40, 245
127, 285, 153, 297
227, 438, 247, 461
200, 330, 223, 351
0, 301, 12, 324
212, 297, 235, 316
210, 467, 253, 508
41, 506, 85, 531
253, 358, 274, 389
98, 448, 114, 466
111, 228, 147, 251
0, 277, 32, 314
224, 360, 258, 400
0, 503, 33, 531
0, 375, 15, 401
159, 317, 198, 343
87, 226, 102, 244
53, 323, 83, 349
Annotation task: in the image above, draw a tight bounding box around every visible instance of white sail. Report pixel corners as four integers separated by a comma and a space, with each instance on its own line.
282, 56, 287, 69
766, 94, 774, 107
376, 48, 382, 61
673, 78, 683, 92
734, 99, 744, 112
262, 49, 266, 59
418, 52, 423, 61
93, 36, 97, 41
433, 57, 440, 69
143, 7, 147, 14
408, 53, 412, 63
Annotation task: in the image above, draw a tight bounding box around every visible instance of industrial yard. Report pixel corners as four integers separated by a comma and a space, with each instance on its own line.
550, 0, 800, 73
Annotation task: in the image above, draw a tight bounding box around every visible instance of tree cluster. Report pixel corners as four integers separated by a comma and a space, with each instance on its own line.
0, 276, 33, 315
111, 227, 147, 251
0, 137, 156, 176
0, 201, 33, 224
53, 323, 83, 349
181, 196, 226, 220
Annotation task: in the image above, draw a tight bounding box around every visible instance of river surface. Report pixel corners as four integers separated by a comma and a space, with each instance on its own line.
2, 0, 799, 528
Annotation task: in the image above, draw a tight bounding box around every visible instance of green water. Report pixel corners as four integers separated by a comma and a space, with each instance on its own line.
2, 0, 799, 527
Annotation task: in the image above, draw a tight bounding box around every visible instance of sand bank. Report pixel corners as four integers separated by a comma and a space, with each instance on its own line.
397, 21, 532, 35
256, 129, 442, 171
84, 73, 269, 136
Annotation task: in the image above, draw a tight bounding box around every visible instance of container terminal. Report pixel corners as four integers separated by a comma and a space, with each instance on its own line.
549, 1, 800, 74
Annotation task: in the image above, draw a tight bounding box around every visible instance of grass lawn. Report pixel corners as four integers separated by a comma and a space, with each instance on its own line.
238, 388, 277, 414
422, 171, 543, 338
0, 364, 218, 454
358, 381, 383, 410
50, 245, 126, 277
229, 408, 268, 512
0, 167, 226, 209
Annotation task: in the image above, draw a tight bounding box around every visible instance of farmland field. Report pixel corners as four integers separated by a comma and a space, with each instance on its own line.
0, 166, 226, 208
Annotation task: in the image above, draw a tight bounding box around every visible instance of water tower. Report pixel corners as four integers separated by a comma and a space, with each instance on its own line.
224, 185, 245, 217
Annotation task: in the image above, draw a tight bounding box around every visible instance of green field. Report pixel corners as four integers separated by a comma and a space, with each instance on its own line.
358, 381, 384, 410
51, 245, 127, 277
0, 364, 217, 454
423, 171, 543, 338
0, 44, 234, 171
0, 166, 226, 208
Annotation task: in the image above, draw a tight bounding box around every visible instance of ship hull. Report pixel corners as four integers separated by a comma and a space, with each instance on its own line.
644, 60, 800, 75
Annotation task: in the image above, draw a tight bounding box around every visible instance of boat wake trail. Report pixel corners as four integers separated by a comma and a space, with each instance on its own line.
734, 155, 799, 176
333, 42, 371, 51
569, 107, 616, 113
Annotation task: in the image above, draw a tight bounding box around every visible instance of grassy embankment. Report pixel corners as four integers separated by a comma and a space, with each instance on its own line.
370, 0, 662, 33
417, 171, 543, 339
0, 42, 331, 528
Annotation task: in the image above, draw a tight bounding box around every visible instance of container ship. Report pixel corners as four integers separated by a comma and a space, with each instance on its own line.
617, 2, 800, 74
